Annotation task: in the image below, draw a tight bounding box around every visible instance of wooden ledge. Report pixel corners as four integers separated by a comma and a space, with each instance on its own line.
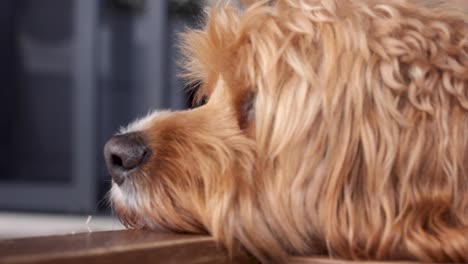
0, 230, 424, 264
0, 230, 254, 264
287, 257, 419, 264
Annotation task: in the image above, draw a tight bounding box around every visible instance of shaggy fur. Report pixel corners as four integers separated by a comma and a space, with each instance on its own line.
110, 0, 468, 262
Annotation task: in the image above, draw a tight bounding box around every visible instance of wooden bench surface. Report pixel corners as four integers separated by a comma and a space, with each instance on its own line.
0, 230, 254, 264
0, 230, 423, 264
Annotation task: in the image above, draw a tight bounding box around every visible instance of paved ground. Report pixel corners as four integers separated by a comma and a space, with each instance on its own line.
0, 212, 124, 239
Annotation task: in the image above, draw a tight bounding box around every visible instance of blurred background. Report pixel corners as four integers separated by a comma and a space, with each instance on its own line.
0, 0, 211, 239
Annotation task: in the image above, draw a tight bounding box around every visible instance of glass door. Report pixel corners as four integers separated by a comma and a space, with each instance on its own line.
0, 0, 99, 213
0, 0, 197, 214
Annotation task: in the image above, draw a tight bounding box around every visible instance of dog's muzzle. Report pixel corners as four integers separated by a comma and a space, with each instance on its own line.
104, 132, 151, 185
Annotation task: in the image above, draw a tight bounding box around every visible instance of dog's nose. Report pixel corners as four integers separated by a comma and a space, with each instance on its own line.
104, 133, 150, 185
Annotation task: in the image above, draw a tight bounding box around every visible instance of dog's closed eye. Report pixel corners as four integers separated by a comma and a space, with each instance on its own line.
238, 91, 255, 130
199, 95, 209, 107
193, 95, 209, 108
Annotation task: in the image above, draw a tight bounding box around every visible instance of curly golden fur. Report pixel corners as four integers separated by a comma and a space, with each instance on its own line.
109, 0, 468, 262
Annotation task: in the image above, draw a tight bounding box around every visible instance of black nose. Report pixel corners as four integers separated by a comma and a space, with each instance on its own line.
104, 133, 151, 185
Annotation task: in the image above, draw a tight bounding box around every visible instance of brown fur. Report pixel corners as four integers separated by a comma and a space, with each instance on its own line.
111, 0, 468, 262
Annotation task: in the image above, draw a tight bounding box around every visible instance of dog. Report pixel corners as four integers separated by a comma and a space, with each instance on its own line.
104, 0, 468, 262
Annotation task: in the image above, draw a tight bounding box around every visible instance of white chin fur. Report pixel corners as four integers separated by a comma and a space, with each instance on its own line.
119, 110, 168, 135
111, 182, 158, 228
111, 183, 138, 210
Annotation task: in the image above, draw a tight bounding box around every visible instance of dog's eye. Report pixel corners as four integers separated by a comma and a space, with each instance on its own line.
239, 91, 255, 129
193, 95, 208, 108
200, 95, 208, 105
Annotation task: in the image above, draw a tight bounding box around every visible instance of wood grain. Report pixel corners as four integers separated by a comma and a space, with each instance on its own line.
0, 230, 427, 264
0, 230, 254, 264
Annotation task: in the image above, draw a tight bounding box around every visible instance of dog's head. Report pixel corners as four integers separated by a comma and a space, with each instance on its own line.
104, 2, 259, 240
105, 0, 468, 261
